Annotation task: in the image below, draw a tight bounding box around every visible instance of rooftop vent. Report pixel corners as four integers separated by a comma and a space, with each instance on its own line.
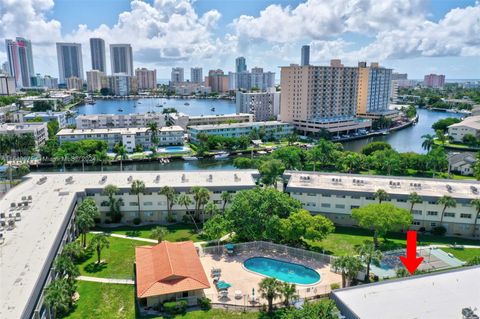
155, 175, 160, 183
100, 175, 107, 183
181, 174, 188, 183
471, 186, 478, 194
207, 174, 213, 182
37, 176, 47, 185
446, 184, 453, 192
300, 175, 312, 182
65, 176, 73, 184
234, 173, 241, 182
331, 178, 342, 184
127, 175, 133, 183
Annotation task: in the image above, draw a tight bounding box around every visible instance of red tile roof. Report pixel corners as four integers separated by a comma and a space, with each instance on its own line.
135, 241, 210, 298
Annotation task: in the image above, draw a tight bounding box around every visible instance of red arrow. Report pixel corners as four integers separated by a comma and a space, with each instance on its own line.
399, 231, 424, 275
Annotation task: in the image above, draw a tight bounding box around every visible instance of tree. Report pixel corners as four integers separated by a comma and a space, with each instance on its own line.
203, 214, 228, 247
103, 184, 123, 223
258, 277, 282, 312
61, 241, 86, 263
160, 186, 177, 222
308, 139, 335, 171
149, 226, 169, 243
146, 121, 160, 147
225, 188, 302, 241
421, 134, 435, 153
259, 159, 285, 187
90, 233, 110, 264
95, 150, 109, 171
462, 134, 478, 147
114, 143, 128, 171
278, 300, 338, 319
352, 203, 412, 247
374, 189, 389, 203
176, 193, 199, 232
432, 117, 461, 133
437, 195, 456, 224
408, 192, 423, 214
332, 256, 363, 288
278, 210, 334, 247
467, 256, 480, 266
75, 199, 99, 247
47, 120, 60, 138
435, 129, 447, 145
131, 180, 145, 219
355, 242, 382, 282
470, 199, 480, 237
204, 200, 220, 217
272, 146, 304, 170
280, 282, 298, 307
54, 254, 80, 282
361, 142, 392, 156
337, 152, 364, 173
220, 191, 232, 213
191, 186, 210, 225
44, 279, 72, 319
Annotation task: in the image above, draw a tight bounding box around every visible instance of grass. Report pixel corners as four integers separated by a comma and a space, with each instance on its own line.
442, 248, 480, 261
94, 223, 203, 242
77, 234, 144, 279
66, 281, 263, 319
308, 226, 480, 256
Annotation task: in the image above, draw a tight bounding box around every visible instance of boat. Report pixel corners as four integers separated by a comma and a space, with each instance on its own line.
184, 102, 190, 106
182, 156, 198, 161
211, 107, 215, 111
381, 130, 390, 135
118, 108, 123, 112
214, 152, 229, 159
87, 100, 95, 105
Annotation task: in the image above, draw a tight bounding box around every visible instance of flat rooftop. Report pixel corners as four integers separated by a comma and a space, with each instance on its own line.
0, 170, 258, 318
57, 125, 184, 136
284, 171, 480, 200
188, 121, 290, 130
332, 266, 480, 319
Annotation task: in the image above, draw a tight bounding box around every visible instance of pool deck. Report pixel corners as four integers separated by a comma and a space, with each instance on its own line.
200, 250, 341, 306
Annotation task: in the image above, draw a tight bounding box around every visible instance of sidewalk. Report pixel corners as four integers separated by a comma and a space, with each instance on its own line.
77, 276, 134, 285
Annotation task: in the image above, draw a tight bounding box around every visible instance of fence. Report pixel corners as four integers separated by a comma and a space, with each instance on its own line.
201, 240, 336, 264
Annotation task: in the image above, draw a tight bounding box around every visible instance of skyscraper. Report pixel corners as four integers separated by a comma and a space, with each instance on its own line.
5, 37, 35, 87
56, 42, 84, 84
86, 70, 105, 92
135, 68, 157, 90
190, 67, 203, 83
356, 62, 392, 115
235, 57, 247, 73
423, 74, 445, 88
110, 44, 133, 75
171, 67, 184, 84
90, 38, 106, 73
301, 45, 310, 66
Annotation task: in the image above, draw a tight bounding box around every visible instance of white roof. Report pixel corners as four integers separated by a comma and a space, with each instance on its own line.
333, 266, 480, 319
189, 121, 290, 130
449, 115, 480, 130
57, 125, 184, 136
0, 170, 258, 318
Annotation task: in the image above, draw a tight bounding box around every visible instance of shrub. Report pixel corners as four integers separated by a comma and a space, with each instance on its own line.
431, 226, 447, 236
197, 297, 211, 310
163, 300, 187, 315
419, 227, 426, 233
132, 217, 141, 225
167, 216, 177, 223
330, 283, 340, 290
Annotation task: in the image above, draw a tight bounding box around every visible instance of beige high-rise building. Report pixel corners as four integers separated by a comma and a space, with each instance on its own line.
205, 69, 229, 93
66, 76, 83, 91
135, 68, 157, 90
86, 70, 104, 92
356, 62, 392, 116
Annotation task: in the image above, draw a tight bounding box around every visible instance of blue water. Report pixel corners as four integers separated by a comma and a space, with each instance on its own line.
244, 257, 320, 285
75, 98, 236, 116
158, 146, 190, 153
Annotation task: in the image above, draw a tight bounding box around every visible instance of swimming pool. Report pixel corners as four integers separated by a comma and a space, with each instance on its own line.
244, 257, 320, 285
157, 146, 190, 153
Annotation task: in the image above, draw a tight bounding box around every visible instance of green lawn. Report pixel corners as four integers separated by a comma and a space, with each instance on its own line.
308, 226, 480, 256
442, 248, 480, 261
77, 234, 143, 279
66, 281, 262, 319
94, 223, 203, 242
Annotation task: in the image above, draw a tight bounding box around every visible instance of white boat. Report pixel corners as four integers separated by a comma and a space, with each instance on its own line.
182, 156, 198, 161
214, 152, 229, 159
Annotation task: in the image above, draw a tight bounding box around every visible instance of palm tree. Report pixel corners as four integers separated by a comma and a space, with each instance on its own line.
435, 129, 447, 145
374, 189, 389, 203
280, 282, 298, 307
146, 121, 160, 147
95, 150, 109, 172
355, 242, 383, 282
75, 212, 95, 247
103, 184, 122, 223
421, 134, 435, 153
90, 233, 110, 264
204, 201, 220, 217
61, 241, 85, 263
408, 192, 422, 213
470, 198, 480, 237
258, 277, 282, 312
131, 180, 145, 219
176, 194, 199, 232
332, 256, 363, 288
54, 255, 80, 282
114, 144, 128, 171
160, 186, 177, 222
150, 226, 169, 243
44, 279, 72, 319
220, 191, 232, 213
191, 186, 210, 225
437, 195, 456, 224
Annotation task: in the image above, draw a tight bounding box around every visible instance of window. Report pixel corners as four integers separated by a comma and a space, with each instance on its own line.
100, 202, 109, 207
428, 201, 436, 205
321, 203, 330, 208
130, 202, 139, 206
412, 221, 421, 226
143, 202, 153, 206
461, 213, 472, 219
366, 196, 375, 200
412, 210, 422, 215
322, 194, 331, 197
427, 211, 437, 216
397, 199, 407, 203
86, 192, 95, 197
335, 204, 345, 209
214, 200, 222, 204
307, 193, 316, 197
351, 205, 360, 209
431, 222, 437, 227
144, 212, 153, 217
143, 191, 152, 195
213, 191, 222, 194
306, 202, 316, 207
444, 212, 455, 218
350, 195, 360, 199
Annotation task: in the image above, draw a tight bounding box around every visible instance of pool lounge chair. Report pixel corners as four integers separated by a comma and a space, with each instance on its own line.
225, 244, 234, 255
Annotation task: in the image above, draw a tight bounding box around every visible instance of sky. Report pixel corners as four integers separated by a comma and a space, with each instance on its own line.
1, 0, 479, 80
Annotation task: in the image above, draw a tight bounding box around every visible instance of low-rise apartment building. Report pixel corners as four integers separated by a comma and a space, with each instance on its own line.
284, 171, 480, 237
24, 111, 68, 128
76, 113, 168, 129
168, 112, 253, 130
0, 122, 48, 147
448, 116, 480, 142
188, 121, 294, 142
57, 126, 183, 152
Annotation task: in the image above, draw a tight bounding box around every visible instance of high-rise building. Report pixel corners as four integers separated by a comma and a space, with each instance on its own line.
1, 61, 9, 75
171, 67, 184, 84
0, 75, 16, 95
135, 68, 157, 90
110, 44, 133, 75
5, 37, 35, 87
86, 70, 105, 92
66, 76, 83, 91
235, 57, 247, 73
206, 69, 229, 93
392, 73, 408, 80
423, 74, 445, 89
90, 38, 106, 73
356, 62, 392, 116
43, 75, 58, 89
236, 90, 280, 121
231, 68, 276, 91
56, 43, 84, 84
107, 74, 138, 96
301, 45, 310, 66
190, 67, 203, 83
